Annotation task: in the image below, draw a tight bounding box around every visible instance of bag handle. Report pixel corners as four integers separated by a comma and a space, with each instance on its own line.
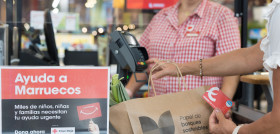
147, 60, 187, 96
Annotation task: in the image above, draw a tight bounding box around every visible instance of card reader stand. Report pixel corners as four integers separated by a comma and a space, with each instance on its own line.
109, 31, 149, 85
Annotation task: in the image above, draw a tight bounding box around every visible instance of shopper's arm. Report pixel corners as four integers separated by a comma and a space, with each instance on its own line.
238, 67, 280, 134
220, 75, 240, 99
208, 66, 280, 134
182, 41, 263, 76
151, 40, 264, 79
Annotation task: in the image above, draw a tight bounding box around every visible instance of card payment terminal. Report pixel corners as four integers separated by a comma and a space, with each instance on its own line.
109, 31, 149, 84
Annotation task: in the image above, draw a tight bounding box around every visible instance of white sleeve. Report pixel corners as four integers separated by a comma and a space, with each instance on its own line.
263, 4, 280, 71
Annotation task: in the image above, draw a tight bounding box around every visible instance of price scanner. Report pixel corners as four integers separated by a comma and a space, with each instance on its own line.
109, 31, 149, 85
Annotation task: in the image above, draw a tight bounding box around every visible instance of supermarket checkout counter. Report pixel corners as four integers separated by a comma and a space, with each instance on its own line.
240, 72, 272, 112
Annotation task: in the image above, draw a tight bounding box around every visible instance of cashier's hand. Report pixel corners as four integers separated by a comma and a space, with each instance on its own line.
89, 120, 100, 134
144, 58, 158, 74
146, 59, 181, 79
209, 109, 236, 134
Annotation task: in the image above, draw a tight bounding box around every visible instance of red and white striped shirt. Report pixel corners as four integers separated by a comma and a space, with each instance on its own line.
140, 0, 241, 96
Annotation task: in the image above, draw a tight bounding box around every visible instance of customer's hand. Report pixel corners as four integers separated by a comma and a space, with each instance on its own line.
146, 59, 181, 79
225, 109, 232, 119
209, 109, 236, 134
89, 120, 100, 134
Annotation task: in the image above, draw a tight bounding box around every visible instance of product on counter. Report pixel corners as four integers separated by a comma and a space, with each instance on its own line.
110, 74, 130, 106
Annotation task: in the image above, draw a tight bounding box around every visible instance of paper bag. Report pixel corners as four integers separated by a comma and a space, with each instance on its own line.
109, 85, 212, 134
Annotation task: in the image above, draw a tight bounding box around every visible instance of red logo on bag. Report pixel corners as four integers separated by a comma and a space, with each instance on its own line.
77, 102, 102, 120
203, 86, 234, 114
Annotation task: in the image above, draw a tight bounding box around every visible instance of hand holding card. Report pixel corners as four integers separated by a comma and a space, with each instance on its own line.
203, 86, 234, 115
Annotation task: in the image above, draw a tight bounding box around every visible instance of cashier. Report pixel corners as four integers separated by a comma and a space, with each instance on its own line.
126, 0, 241, 99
